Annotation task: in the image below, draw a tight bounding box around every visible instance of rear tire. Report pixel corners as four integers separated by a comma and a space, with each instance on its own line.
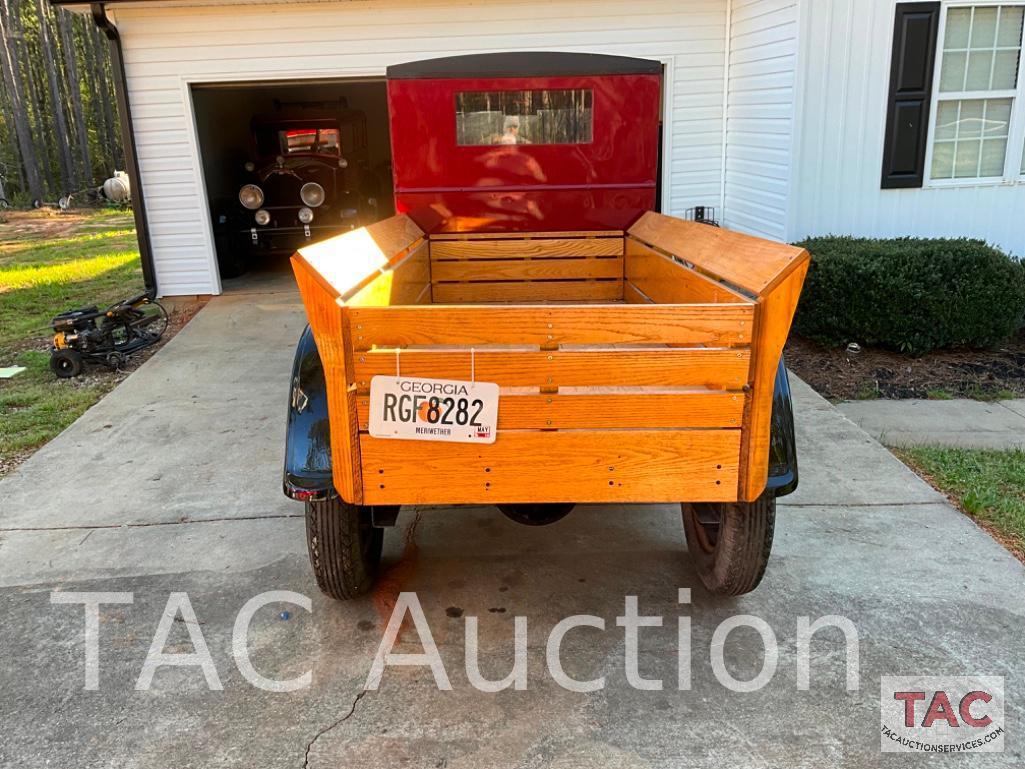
682, 494, 775, 596
305, 497, 383, 600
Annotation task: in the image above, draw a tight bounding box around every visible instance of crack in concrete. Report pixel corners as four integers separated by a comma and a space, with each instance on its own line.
302, 689, 368, 769
0, 513, 303, 534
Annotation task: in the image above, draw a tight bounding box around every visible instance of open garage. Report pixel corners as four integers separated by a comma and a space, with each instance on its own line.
191, 79, 393, 279
54, 0, 802, 297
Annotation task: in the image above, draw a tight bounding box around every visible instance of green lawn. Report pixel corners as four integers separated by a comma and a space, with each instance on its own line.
0, 210, 143, 474
896, 446, 1025, 563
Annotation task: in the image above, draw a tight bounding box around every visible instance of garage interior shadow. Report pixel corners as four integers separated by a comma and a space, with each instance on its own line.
191, 78, 393, 291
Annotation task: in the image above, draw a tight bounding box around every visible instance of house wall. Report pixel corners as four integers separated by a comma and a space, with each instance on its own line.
790, 0, 1025, 255
113, 0, 731, 296
722, 0, 800, 241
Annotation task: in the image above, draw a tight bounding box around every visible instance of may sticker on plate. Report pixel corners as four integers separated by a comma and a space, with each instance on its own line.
369, 375, 499, 444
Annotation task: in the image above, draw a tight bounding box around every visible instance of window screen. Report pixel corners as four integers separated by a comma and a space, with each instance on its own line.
455, 89, 593, 146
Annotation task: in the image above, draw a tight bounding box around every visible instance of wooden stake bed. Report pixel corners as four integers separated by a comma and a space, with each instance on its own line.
291, 213, 809, 507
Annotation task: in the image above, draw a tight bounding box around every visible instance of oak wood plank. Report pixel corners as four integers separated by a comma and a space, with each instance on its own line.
360, 429, 741, 505
291, 259, 362, 503
628, 211, 810, 297
430, 230, 622, 240
353, 348, 750, 390
431, 280, 623, 304
349, 304, 753, 348
738, 259, 809, 501
292, 214, 424, 299
431, 257, 623, 282
431, 238, 624, 260
343, 241, 430, 306
625, 238, 751, 304
356, 391, 746, 431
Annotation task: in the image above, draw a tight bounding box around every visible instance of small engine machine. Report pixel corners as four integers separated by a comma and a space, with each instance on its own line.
50, 293, 169, 378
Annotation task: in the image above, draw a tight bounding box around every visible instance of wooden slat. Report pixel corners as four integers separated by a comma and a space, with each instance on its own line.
431, 230, 622, 240
353, 348, 749, 390
431, 257, 623, 282
431, 238, 623, 260
625, 281, 654, 304
348, 304, 753, 348
343, 241, 430, 306
360, 429, 741, 505
357, 391, 746, 431
628, 211, 809, 297
291, 259, 362, 504
739, 259, 810, 501
293, 214, 424, 299
431, 281, 623, 304
625, 239, 751, 304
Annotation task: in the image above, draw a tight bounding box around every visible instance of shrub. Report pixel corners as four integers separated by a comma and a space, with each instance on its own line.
792, 236, 1025, 355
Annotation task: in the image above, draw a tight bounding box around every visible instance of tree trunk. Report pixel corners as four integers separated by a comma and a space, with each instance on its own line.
36, 0, 74, 192
56, 8, 91, 185
24, 34, 56, 195
86, 22, 119, 171
0, 0, 43, 200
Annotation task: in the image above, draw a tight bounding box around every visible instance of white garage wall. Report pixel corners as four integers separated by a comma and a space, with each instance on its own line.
113, 0, 730, 296
789, 0, 1025, 255
721, 0, 799, 241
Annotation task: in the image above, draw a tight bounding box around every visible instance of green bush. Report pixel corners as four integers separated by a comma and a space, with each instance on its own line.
793, 236, 1025, 355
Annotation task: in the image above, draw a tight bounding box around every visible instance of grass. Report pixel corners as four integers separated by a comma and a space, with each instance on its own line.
896, 446, 1025, 563
0, 209, 143, 473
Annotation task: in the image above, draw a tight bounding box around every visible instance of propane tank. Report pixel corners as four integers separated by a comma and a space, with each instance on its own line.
100, 171, 131, 204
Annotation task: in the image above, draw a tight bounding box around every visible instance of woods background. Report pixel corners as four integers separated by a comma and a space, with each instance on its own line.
0, 0, 123, 206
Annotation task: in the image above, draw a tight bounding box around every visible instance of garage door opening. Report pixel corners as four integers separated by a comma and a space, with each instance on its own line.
191, 79, 393, 284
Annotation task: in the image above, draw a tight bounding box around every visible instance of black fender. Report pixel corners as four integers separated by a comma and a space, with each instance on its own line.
765, 357, 799, 497
283, 325, 335, 501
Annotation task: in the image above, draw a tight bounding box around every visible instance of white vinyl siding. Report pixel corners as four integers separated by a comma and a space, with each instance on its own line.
790, 0, 1025, 256
722, 0, 799, 241
112, 0, 730, 296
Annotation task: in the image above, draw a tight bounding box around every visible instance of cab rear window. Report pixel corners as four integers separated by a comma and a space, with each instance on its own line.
455, 89, 593, 146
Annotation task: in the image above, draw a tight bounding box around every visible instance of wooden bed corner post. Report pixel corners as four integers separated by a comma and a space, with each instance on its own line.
290, 259, 364, 505
739, 254, 810, 502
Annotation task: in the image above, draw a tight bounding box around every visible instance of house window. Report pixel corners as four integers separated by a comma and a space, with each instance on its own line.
928, 4, 1025, 183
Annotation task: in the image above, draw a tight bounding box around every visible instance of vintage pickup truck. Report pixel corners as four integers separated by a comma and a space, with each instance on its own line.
283, 52, 809, 600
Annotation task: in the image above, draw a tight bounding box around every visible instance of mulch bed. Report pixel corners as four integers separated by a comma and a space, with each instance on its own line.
785, 331, 1025, 401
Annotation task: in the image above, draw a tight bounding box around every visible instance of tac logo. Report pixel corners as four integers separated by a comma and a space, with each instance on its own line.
880, 676, 1005, 753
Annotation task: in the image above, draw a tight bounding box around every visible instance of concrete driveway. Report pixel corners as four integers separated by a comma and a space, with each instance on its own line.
1, 270, 1022, 768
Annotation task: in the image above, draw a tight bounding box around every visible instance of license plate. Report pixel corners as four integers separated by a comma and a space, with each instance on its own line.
368, 375, 499, 444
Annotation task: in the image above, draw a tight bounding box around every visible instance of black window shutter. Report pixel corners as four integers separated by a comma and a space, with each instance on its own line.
881, 2, 941, 189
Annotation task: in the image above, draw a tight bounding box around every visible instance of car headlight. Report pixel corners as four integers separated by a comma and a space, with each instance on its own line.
298, 207, 314, 224
300, 182, 325, 208
254, 209, 271, 226
239, 184, 264, 210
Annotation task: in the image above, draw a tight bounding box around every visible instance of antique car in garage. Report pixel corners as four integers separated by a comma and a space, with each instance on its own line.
212, 107, 380, 276
283, 52, 808, 601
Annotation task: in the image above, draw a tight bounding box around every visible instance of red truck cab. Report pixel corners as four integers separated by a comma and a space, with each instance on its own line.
385, 52, 663, 233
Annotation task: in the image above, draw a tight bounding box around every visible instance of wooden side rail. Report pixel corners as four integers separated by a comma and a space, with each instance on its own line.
627, 212, 810, 501
348, 304, 753, 348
